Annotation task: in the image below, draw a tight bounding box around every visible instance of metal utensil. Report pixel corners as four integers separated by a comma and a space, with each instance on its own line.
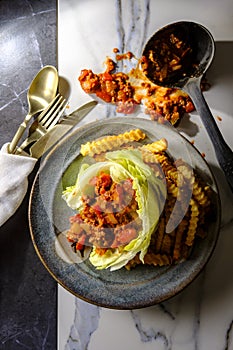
142, 21, 233, 192
9, 65, 59, 153
16, 94, 67, 153
21, 100, 98, 159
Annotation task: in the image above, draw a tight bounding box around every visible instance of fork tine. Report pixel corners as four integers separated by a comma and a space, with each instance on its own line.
39, 95, 65, 126
37, 94, 61, 123
43, 99, 68, 130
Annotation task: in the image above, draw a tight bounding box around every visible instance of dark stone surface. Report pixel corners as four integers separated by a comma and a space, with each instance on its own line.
0, 1, 57, 349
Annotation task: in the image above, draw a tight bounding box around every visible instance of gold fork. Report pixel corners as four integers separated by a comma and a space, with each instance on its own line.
16, 93, 67, 154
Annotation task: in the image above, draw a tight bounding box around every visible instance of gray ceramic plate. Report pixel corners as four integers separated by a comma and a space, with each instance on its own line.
29, 117, 221, 309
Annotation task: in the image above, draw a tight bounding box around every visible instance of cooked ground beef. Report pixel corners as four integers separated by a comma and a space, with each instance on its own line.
67, 172, 142, 252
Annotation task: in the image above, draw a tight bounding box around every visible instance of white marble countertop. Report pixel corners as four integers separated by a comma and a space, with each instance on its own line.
57, 1, 233, 349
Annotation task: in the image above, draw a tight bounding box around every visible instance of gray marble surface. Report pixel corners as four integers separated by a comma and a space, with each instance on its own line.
0, 1, 57, 349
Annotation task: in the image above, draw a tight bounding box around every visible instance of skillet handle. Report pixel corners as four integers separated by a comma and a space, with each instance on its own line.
184, 78, 233, 193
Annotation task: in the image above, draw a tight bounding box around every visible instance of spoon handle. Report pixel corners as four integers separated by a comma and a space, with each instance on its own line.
8, 113, 33, 154
184, 78, 233, 192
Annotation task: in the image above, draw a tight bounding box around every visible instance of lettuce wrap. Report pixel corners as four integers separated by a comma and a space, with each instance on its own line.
62, 149, 166, 271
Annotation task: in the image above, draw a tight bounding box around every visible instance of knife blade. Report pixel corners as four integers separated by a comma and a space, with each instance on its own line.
28, 100, 97, 159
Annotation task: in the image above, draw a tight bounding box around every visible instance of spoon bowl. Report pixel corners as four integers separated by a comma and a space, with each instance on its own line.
142, 21, 233, 192
27, 66, 59, 114
9, 65, 59, 153
142, 21, 215, 88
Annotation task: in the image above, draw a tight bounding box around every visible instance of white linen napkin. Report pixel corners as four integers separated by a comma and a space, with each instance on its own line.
0, 143, 37, 226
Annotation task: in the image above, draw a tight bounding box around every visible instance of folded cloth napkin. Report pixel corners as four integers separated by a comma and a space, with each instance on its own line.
0, 143, 37, 226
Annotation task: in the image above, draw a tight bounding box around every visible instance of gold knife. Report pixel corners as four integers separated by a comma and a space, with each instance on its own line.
27, 100, 97, 159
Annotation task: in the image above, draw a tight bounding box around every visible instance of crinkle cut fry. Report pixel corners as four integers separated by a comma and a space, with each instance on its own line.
172, 158, 210, 210
140, 139, 168, 165
191, 180, 210, 226
173, 217, 189, 261
141, 149, 159, 164
141, 138, 168, 153
185, 198, 199, 246
80, 128, 146, 156
155, 153, 193, 188
155, 154, 196, 222
155, 153, 179, 182
125, 253, 141, 270
192, 180, 210, 207
144, 253, 171, 266
125, 252, 171, 269
141, 149, 165, 178
161, 232, 173, 256
154, 216, 165, 252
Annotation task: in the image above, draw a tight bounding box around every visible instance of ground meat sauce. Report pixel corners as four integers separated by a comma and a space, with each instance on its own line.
78, 53, 195, 125
67, 172, 142, 254
78, 57, 137, 115
141, 32, 195, 85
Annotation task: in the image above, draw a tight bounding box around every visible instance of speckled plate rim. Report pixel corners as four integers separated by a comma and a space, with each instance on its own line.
28, 117, 221, 309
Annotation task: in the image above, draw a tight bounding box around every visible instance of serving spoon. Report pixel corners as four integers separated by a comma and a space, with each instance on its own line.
142, 21, 233, 192
9, 65, 59, 153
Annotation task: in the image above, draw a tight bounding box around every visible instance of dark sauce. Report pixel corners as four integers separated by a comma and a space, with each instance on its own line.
141, 27, 198, 87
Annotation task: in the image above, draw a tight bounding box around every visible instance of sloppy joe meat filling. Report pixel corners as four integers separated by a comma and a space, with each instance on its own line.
67, 172, 141, 254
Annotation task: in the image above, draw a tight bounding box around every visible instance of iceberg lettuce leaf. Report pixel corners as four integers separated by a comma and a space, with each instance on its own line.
89, 149, 166, 270
62, 149, 167, 270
